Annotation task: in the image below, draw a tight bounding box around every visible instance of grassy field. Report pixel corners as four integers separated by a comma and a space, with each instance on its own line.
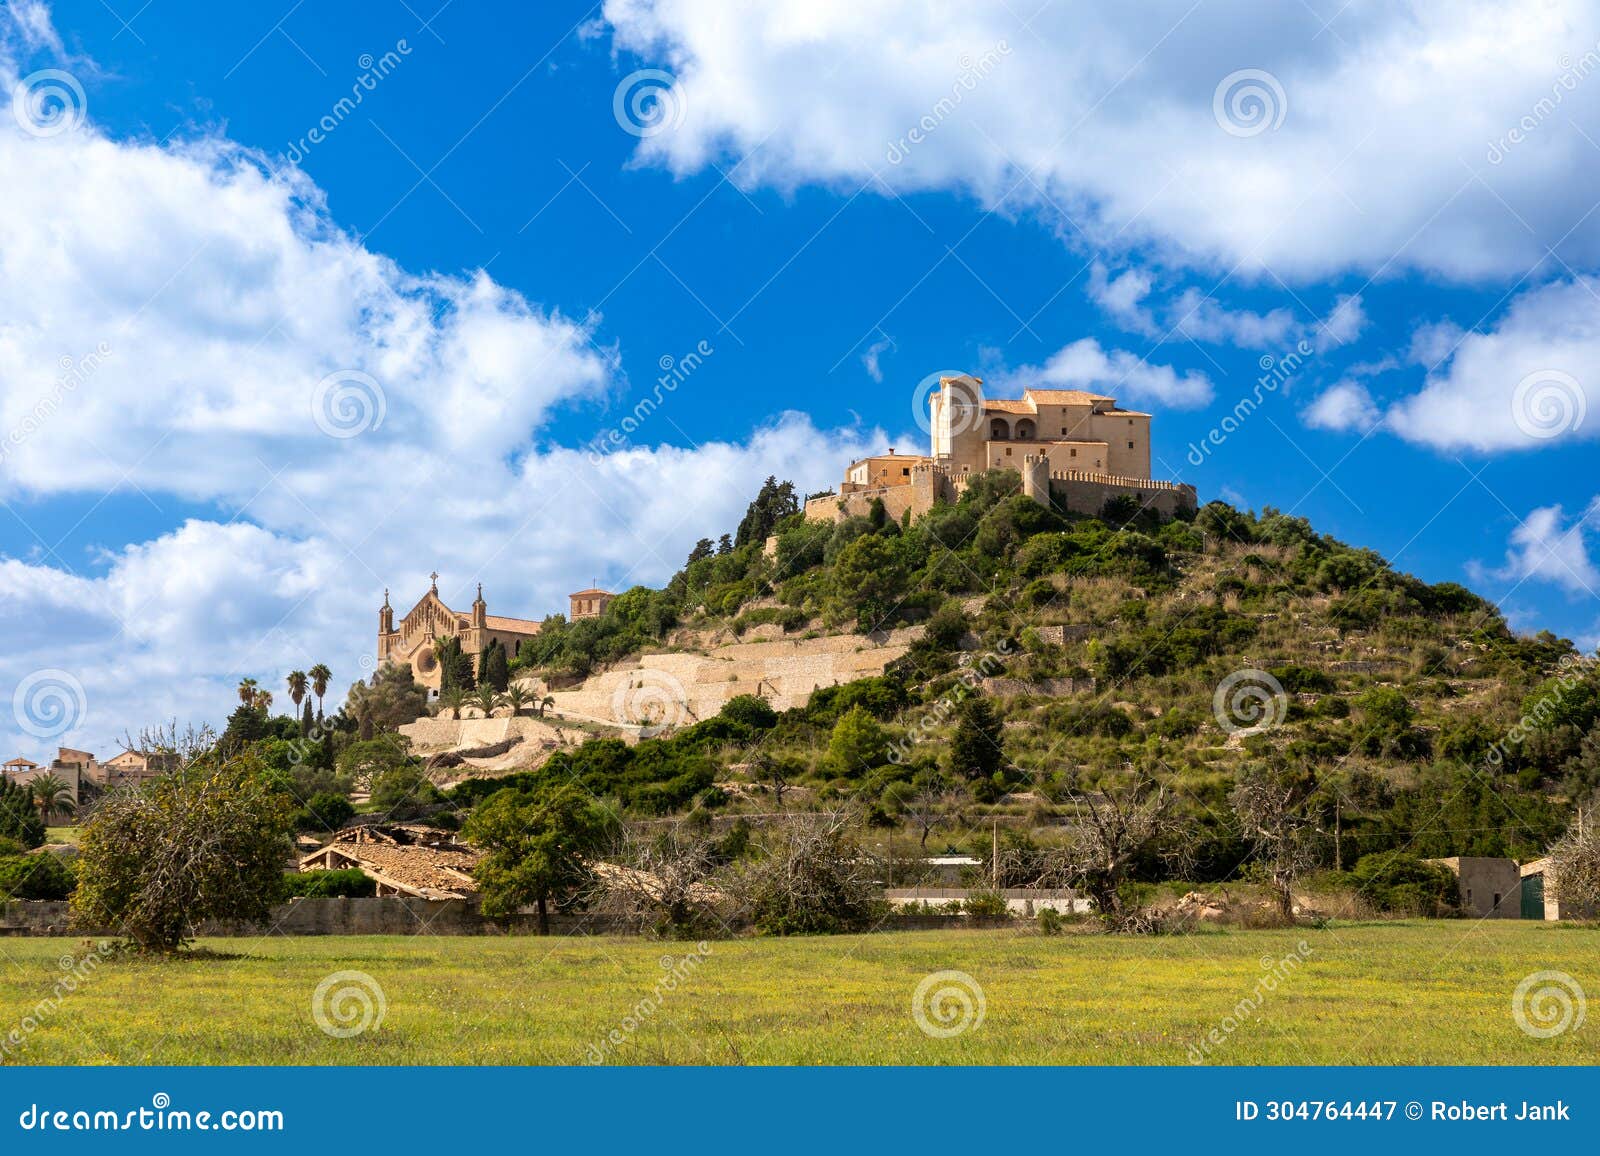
1, 922, 1595, 1065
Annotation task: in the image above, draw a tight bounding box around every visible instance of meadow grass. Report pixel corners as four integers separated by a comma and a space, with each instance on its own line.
1, 921, 1596, 1065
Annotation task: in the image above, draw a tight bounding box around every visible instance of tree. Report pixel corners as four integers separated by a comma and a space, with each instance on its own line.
825, 706, 889, 777
734, 810, 879, 935
463, 785, 619, 933
949, 696, 1005, 783
439, 685, 469, 720
308, 663, 333, 719
433, 635, 475, 693
237, 678, 259, 707
473, 684, 504, 719
482, 640, 510, 692
286, 670, 308, 718
1230, 764, 1322, 920
1549, 809, 1600, 911
905, 776, 958, 850
299, 697, 314, 737
503, 683, 530, 717
1052, 778, 1190, 924
71, 755, 295, 952
345, 663, 429, 738
29, 773, 74, 826
256, 690, 274, 713
536, 694, 555, 718
735, 475, 799, 547
0, 778, 45, 848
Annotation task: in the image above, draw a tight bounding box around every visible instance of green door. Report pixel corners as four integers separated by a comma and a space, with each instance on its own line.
1521, 873, 1544, 920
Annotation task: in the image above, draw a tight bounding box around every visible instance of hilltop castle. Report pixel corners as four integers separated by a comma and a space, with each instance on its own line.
806, 376, 1195, 523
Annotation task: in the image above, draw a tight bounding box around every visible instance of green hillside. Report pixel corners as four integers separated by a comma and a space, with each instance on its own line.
494, 471, 1594, 883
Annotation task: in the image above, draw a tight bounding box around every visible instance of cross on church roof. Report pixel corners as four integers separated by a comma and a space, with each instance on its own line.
429, 571, 439, 591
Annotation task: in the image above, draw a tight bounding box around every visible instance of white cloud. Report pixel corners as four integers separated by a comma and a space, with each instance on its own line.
1000, 337, 1213, 410
1313, 293, 1367, 352
1477, 500, 1600, 598
0, 6, 882, 758
861, 334, 895, 383
1087, 262, 1357, 352
1303, 381, 1380, 432
605, 0, 1600, 281
1385, 278, 1599, 451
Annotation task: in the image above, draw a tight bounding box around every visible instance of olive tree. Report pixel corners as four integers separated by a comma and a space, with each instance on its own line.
71, 755, 295, 952
464, 784, 619, 933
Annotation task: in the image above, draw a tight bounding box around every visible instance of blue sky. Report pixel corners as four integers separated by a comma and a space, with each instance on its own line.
2, 0, 1599, 756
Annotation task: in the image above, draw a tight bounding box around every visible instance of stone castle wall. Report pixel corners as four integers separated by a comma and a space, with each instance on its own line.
805, 460, 1195, 524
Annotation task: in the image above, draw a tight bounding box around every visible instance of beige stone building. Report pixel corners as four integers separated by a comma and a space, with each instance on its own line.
377, 574, 545, 692
808, 375, 1191, 524
930, 376, 1151, 478
2, 745, 169, 807
569, 588, 615, 619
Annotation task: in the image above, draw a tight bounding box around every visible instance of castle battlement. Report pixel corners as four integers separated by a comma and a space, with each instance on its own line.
806, 379, 1194, 525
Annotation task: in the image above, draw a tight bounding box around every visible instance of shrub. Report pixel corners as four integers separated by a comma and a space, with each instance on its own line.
297, 792, 354, 832
0, 852, 75, 900
1350, 852, 1460, 916
281, 869, 376, 898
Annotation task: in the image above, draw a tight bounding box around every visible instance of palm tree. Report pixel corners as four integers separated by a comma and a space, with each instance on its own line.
440, 685, 469, 720
503, 684, 529, 717
308, 663, 332, 719
472, 684, 503, 719
237, 678, 259, 707
29, 773, 74, 826
286, 670, 308, 712
255, 690, 274, 713
535, 694, 555, 718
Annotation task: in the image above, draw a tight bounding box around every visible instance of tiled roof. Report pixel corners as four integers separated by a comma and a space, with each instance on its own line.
300, 826, 482, 899
484, 614, 544, 634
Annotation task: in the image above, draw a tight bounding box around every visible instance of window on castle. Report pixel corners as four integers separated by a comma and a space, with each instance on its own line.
1006, 447, 1012, 456
1128, 440, 1134, 449
1070, 448, 1076, 457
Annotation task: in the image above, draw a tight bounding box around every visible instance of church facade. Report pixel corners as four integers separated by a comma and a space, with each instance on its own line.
377, 574, 545, 692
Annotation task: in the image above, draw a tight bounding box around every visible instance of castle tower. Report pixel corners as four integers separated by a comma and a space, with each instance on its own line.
472, 582, 487, 630
1021, 454, 1051, 509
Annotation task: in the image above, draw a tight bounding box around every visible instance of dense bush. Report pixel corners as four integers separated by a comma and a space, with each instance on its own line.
1350, 852, 1460, 916
281, 868, 376, 898
0, 851, 75, 900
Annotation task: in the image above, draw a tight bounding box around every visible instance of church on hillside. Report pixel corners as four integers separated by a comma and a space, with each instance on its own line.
377, 574, 613, 692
